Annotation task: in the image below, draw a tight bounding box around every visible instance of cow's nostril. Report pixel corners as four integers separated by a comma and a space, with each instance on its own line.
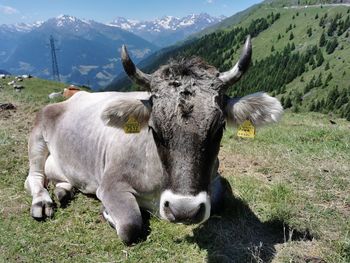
164, 201, 169, 208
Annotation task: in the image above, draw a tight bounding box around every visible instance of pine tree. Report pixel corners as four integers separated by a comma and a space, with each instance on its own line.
326, 38, 338, 54
346, 109, 350, 121
304, 84, 311, 94
315, 13, 319, 19
326, 86, 339, 110
309, 102, 315, 111
325, 61, 330, 70
314, 100, 321, 112
271, 45, 275, 52
319, 32, 326, 47
316, 49, 324, 67
293, 91, 303, 105
309, 75, 316, 89
309, 56, 315, 66
319, 17, 326, 27
335, 93, 348, 110
291, 42, 295, 50
280, 96, 285, 106
289, 32, 294, 40
307, 27, 312, 37
284, 97, 292, 108
286, 24, 292, 33
315, 73, 323, 87
327, 18, 337, 36
325, 72, 333, 86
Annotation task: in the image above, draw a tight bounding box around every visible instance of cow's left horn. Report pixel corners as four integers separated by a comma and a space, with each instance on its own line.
219, 36, 252, 86
121, 45, 151, 91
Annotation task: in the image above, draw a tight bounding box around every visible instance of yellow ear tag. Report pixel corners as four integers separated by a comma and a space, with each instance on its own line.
123, 116, 141, 134
237, 120, 255, 139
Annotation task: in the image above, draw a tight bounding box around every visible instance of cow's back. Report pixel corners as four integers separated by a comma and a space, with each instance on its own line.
41, 91, 161, 194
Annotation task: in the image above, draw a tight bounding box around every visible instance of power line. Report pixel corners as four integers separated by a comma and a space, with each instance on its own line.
49, 35, 60, 82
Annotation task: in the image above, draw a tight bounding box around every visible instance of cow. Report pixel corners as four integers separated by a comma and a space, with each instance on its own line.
63, 86, 81, 98
25, 36, 283, 245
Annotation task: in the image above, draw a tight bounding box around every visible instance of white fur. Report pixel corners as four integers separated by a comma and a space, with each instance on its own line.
159, 190, 211, 224
226, 92, 283, 127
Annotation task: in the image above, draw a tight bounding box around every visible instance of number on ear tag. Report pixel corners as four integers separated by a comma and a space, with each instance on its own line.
237, 120, 255, 139
123, 116, 141, 134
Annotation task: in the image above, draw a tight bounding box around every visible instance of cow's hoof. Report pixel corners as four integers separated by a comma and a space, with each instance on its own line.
54, 187, 73, 207
118, 223, 142, 246
102, 209, 116, 229
31, 200, 54, 220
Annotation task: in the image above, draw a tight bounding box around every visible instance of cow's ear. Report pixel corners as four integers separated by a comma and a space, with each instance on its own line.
101, 98, 152, 128
225, 92, 283, 127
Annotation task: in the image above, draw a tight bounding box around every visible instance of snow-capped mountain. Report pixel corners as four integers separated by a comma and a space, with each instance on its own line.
0, 13, 225, 89
0, 21, 43, 33
109, 13, 225, 47
0, 15, 157, 89
0, 21, 44, 63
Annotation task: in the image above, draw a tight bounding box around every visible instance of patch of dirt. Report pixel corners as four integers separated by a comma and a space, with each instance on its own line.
218, 148, 283, 182
274, 240, 325, 263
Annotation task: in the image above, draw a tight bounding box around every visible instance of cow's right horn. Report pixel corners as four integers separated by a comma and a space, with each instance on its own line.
121, 45, 151, 91
219, 36, 252, 87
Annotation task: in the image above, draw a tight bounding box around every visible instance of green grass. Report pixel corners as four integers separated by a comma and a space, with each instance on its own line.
1, 77, 350, 262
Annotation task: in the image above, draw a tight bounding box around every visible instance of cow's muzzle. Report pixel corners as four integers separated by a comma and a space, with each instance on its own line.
159, 190, 211, 224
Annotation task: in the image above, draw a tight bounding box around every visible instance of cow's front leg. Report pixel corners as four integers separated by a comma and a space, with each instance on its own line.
210, 175, 232, 214
97, 185, 143, 245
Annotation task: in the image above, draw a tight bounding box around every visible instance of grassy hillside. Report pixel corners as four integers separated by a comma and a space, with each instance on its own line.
226, 4, 350, 117
110, 2, 350, 120
1, 77, 349, 261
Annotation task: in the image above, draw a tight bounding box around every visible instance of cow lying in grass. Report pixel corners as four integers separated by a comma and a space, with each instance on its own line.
25, 36, 283, 244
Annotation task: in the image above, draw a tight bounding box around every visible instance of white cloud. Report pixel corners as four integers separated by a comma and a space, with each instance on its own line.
206, 0, 214, 3
0, 5, 19, 15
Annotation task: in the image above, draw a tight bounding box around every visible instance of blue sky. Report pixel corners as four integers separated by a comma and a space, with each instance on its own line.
0, 0, 263, 24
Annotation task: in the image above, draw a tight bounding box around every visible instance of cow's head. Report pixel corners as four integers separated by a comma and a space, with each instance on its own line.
102, 36, 283, 224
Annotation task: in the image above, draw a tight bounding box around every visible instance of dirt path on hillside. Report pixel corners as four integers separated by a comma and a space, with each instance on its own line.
284, 3, 350, 9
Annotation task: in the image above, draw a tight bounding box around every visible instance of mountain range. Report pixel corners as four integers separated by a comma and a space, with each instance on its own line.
0, 13, 223, 89
108, 13, 225, 47
0, 15, 158, 89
